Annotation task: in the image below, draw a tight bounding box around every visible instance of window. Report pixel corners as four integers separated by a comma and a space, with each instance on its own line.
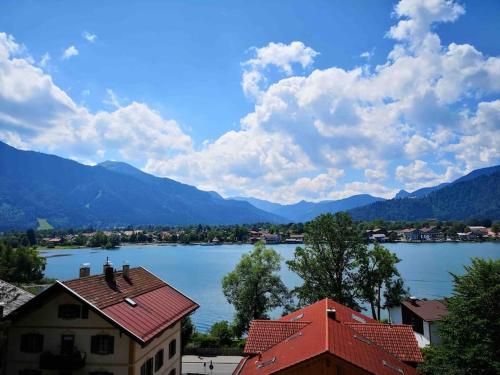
140, 358, 153, 375
58, 304, 81, 319
90, 335, 114, 355
81, 305, 89, 319
154, 349, 164, 371
168, 339, 176, 359
168, 370, 176, 375
20, 333, 43, 353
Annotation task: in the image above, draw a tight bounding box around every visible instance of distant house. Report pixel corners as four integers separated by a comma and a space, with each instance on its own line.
366, 229, 388, 242
398, 228, 421, 242
419, 226, 443, 241
234, 298, 422, 375
2, 262, 198, 375
457, 232, 476, 241
284, 234, 304, 244
388, 298, 448, 347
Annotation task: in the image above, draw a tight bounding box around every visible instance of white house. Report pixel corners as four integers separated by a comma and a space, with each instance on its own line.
389, 298, 448, 347
2, 263, 198, 375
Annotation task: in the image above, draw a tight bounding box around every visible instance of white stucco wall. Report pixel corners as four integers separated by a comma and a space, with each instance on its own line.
388, 306, 402, 324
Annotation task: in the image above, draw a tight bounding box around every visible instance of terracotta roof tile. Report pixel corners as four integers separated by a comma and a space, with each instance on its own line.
345, 323, 423, 363
244, 320, 310, 354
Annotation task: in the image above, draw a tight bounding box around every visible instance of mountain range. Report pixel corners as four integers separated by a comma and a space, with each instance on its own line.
0, 141, 499, 230
0, 141, 283, 230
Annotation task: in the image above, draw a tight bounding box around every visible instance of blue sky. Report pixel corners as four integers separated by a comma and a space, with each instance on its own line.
0, 0, 499, 203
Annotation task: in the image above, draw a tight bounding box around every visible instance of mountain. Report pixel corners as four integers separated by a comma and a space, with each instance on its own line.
0, 142, 284, 230
233, 194, 385, 222
349, 170, 500, 221
394, 183, 450, 199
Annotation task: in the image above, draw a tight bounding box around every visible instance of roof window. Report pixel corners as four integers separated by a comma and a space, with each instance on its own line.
383, 360, 404, 374
256, 357, 276, 369
125, 297, 137, 307
352, 314, 366, 323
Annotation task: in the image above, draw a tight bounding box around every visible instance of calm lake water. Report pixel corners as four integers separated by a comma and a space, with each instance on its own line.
40, 242, 500, 332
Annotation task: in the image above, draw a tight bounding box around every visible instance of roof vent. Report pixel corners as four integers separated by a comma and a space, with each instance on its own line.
256, 357, 276, 369
327, 308, 336, 320
125, 297, 137, 307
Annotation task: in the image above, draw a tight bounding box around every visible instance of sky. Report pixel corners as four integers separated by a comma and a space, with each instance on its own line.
0, 0, 499, 204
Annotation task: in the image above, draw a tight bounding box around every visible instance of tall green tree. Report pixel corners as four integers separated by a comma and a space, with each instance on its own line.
356, 243, 408, 320
222, 242, 289, 336
286, 212, 366, 309
0, 241, 46, 283
420, 258, 500, 375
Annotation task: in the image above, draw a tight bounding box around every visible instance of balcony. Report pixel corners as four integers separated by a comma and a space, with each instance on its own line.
39, 350, 86, 370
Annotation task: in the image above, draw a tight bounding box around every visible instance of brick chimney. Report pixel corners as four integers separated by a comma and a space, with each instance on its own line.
103, 258, 114, 282
122, 262, 130, 279
79, 263, 90, 278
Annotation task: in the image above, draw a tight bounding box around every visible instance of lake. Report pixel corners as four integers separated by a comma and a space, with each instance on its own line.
40, 242, 500, 332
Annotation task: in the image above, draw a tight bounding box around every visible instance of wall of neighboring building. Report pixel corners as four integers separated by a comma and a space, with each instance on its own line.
429, 322, 441, 346
423, 321, 431, 343
132, 320, 181, 375
275, 353, 371, 375
388, 306, 402, 324
7, 290, 130, 375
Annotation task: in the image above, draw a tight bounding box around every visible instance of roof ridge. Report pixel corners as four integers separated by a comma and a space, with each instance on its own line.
251, 319, 310, 324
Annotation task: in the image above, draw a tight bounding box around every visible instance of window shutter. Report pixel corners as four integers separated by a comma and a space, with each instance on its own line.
107, 336, 114, 354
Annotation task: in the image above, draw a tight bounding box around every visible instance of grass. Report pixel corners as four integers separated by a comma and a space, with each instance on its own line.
36, 218, 53, 231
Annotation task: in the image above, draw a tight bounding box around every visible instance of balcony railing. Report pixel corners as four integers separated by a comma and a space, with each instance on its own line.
39, 350, 86, 370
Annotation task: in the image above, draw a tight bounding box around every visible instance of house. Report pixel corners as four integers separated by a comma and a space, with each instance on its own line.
419, 227, 443, 242
284, 234, 304, 244
234, 298, 422, 375
388, 298, 448, 347
398, 228, 421, 242
468, 226, 488, 235
2, 262, 199, 375
457, 232, 476, 241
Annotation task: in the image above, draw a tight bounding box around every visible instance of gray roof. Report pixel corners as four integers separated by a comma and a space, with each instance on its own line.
0, 279, 34, 316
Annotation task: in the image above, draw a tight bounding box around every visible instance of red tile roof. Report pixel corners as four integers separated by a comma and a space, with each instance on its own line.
8, 266, 198, 345
345, 323, 423, 363
402, 299, 448, 321
244, 320, 310, 354
235, 299, 420, 375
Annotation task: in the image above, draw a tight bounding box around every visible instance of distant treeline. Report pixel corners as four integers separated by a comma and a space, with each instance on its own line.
1, 217, 498, 249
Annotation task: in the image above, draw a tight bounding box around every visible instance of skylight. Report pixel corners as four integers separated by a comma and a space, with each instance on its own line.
125, 297, 137, 307
354, 334, 372, 345
352, 314, 366, 323
383, 360, 404, 374
285, 332, 303, 342
256, 357, 276, 369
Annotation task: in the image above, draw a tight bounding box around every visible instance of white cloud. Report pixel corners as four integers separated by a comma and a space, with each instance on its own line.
39, 52, 50, 68
242, 41, 318, 99
62, 45, 79, 59
82, 31, 97, 43
0, 0, 499, 204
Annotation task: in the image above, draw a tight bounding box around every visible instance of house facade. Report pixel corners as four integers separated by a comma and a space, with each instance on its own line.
388, 298, 448, 347
234, 299, 422, 375
2, 264, 198, 375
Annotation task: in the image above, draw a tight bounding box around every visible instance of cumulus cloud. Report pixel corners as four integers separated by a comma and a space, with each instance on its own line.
1, 0, 499, 204
62, 45, 79, 59
0, 33, 192, 165
82, 31, 97, 43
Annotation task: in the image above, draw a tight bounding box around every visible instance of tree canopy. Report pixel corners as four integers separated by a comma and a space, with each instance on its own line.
420, 258, 500, 375
222, 242, 290, 336
0, 240, 46, 283
286, 212, 367, 309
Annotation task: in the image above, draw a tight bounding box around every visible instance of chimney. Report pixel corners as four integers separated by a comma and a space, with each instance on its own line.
103, 258, 114, 282
327, 308, 336, 320
79, 263, 91, 278
122, 262, 130, 279
409, 296, 418, 305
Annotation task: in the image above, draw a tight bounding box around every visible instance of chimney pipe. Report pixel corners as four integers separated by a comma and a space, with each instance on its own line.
79, 263, 90, 278
123, 262, 130, 278
327, 308, 336, 320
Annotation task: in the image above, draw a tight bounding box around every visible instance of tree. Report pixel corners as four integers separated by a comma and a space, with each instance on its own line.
26, 229, 37, 246
222, 242, 289, 336
420, 258, 500, 375
209, 320, 234, 346
356, 243, 408, 320
0, 241, 46, 283
181, 316, 196, 350
286, 212, 366, 309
